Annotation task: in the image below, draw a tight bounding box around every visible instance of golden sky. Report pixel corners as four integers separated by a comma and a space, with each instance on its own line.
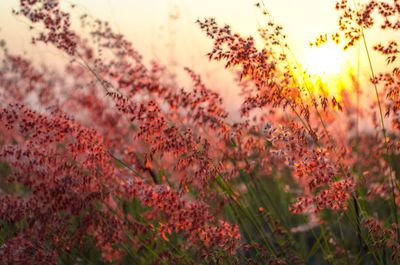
0, 0, 394, 113
0, 0, 354, 65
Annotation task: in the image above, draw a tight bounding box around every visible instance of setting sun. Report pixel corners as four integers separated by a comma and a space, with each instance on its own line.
303, 43, 347, 76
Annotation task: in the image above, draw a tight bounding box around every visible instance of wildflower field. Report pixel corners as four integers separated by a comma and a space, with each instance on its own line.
1, 0, 400, 264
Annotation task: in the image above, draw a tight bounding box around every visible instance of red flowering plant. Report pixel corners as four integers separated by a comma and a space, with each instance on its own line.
0, 0, 400, 264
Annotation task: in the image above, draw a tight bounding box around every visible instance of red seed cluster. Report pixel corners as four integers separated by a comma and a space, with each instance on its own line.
15, 0, 78, 55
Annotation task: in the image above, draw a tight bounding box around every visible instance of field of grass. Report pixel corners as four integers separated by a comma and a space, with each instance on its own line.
1, 0, 400, 264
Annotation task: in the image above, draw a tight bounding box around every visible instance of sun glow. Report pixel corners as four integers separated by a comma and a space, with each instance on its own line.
303, 43, 346, 77
296, 42, 355, 100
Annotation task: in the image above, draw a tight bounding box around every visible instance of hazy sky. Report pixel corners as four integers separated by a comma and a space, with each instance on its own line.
0, 0, 393, 113
1, 0, 344, 61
